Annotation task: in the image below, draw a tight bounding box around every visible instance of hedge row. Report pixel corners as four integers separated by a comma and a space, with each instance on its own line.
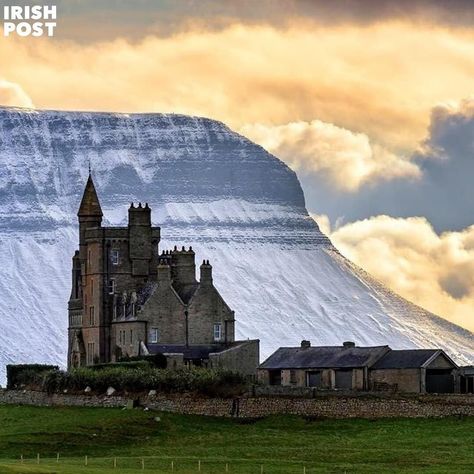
44, 367, 247, 397
91, 361, 151, 371
6, 364, 59, 390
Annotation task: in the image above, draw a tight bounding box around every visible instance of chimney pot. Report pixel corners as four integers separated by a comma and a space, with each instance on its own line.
343, 341, 356, 348
301, 340, 311, 349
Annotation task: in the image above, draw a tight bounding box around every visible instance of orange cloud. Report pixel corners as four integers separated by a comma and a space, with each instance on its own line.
319, 214, 474, 332
0, 79, 34, 108
241, 120, 420, 191
2, 21, 474, 157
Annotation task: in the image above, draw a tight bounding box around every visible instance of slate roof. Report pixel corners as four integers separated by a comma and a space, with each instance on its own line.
371, 349, 453, 369
78, 174, 103, 217
259, 345, 390, 370
461, 366, 474, 376
147, 344, 227, 360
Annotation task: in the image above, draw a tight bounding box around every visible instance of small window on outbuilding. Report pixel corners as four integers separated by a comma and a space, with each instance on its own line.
213, 323, 222, 342
269, 370, 282, 386
108, 279, 115, 295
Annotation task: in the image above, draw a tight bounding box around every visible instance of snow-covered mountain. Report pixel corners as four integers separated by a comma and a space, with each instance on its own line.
0, 106, 473, 385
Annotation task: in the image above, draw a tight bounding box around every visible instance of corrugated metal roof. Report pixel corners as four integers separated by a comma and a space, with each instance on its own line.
259, 345, 389, 369
371, 349, 443, 369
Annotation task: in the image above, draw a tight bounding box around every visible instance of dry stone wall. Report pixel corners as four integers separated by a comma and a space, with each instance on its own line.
1, 389, 474, 419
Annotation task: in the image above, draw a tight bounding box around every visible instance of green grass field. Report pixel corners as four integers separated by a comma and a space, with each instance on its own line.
0, 405, 473, 473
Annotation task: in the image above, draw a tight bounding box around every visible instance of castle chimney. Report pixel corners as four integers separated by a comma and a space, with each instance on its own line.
157, 260, 171, 284
200, 259, 213, 285
170, 245, 196, 285
343, 341, 356, 348
301, 340, 311, 349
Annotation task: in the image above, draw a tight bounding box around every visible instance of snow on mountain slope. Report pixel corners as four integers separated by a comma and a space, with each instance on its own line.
0, 106, 472, 385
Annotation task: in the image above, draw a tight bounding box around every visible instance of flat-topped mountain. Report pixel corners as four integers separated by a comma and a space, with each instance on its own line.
0, 106, 472, 383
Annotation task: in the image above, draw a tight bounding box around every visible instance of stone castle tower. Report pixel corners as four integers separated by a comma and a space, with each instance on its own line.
68, 174, 259, 374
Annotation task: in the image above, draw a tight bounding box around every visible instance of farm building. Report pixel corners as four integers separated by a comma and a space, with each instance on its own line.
257, 341, 390, 390
459, 366, 474, 394
258, 341, 460, 394
370, 349, 458, 393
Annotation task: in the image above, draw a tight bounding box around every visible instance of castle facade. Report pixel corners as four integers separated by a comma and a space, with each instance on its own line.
68, 175, 259, 375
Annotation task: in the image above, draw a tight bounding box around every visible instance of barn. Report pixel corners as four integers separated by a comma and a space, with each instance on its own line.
370, 349, 458, 393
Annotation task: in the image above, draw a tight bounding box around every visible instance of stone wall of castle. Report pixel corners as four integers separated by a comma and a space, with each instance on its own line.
209, 340, 259, 376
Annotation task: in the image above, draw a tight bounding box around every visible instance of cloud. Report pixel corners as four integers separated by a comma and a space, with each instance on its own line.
0, 79, 34, 108
3, 21, 474, 155
241, 120, 420, 191
296, 96, 474, 232
318, 214, 474, 331
51, 1, 474, 42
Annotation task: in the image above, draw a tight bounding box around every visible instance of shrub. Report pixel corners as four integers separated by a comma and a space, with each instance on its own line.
91, 361, 152, 371
118, 353, 167, 368
42, 366, 248, 397
6, 364, 59, 390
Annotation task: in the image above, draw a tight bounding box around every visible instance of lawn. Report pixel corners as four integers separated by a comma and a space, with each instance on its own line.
0, 405, 473, 473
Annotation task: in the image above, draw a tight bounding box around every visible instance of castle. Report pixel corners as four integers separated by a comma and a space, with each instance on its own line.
67, 174, 259, 375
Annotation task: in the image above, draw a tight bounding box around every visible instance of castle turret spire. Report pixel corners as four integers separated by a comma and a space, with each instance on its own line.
78, 174, 103, 218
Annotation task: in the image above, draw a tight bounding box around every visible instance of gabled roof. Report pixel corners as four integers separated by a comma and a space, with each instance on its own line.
259, 345, 390, 370
78, 174, 103, 217
372, 349, 457, 369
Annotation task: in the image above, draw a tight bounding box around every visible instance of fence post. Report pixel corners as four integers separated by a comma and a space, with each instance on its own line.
37, 453, 40, 464
226, 462, 229, 472
57, 453, 60, 463
261, 465, 263, 474
198, 460, 201, 471
20, 455, 23, 464
171, 460, 174, 471
114, 457, 117, 468
142, 458, 145, 470
303, 467, 306, 474
85, 455, 88, 466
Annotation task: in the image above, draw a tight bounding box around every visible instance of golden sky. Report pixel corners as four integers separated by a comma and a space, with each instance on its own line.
1, 4, 474, 331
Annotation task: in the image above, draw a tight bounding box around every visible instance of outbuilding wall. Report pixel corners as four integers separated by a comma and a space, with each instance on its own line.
370, 368, 421, 392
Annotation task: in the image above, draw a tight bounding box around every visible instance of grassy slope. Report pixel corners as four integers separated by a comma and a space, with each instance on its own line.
0, 405, 473, 473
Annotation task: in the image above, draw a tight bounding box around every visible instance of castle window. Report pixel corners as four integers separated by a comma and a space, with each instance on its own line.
87, 342, 95, 365
213, 323, 222, 342
89, 306, 95, 326
149, 328, 159, 344
91, 278, 94, 297
130, 329, 133, 344
111, 249, 119, 265
108, 279, 115, 295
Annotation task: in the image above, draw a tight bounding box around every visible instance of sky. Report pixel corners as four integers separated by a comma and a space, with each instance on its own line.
1, 0, 474, 331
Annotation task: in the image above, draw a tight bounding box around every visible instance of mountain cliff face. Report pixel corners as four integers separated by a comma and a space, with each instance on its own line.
0, 106, 473, 384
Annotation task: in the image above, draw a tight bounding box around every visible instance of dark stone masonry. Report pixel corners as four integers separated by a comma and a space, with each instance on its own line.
68, 174, 259, 374
1, 389, 474, 419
